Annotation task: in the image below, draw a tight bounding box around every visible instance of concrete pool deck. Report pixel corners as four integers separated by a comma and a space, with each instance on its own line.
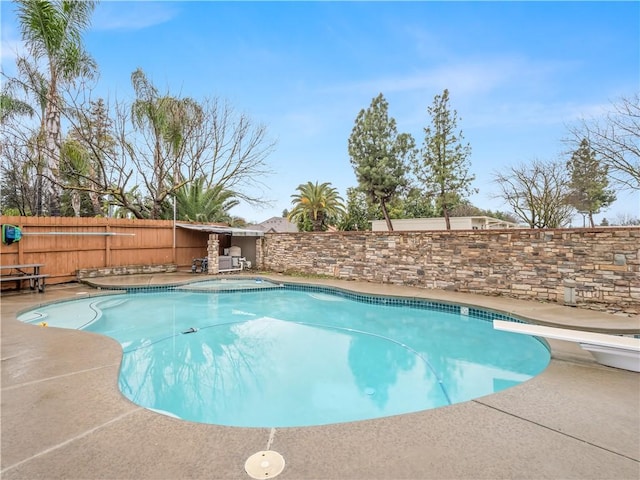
1, 273, 639, 479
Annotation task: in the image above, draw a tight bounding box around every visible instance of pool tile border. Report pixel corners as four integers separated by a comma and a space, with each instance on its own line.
97, 278, 528, 326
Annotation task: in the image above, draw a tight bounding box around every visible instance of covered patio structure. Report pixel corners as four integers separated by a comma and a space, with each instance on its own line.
175, 223, 264, 274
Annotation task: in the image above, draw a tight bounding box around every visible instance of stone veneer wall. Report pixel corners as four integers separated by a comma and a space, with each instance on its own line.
77, 263, 177, 279
207, 235, 219, 274
260, 228, 640, 314
254, 237, 262, 269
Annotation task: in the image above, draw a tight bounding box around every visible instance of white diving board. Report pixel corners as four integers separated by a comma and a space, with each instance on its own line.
493, 319, 640, 373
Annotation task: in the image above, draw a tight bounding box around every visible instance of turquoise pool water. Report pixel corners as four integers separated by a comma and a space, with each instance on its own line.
19, 284, 550, 427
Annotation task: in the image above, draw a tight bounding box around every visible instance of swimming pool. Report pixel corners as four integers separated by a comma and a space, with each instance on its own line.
18, 281, 550, 427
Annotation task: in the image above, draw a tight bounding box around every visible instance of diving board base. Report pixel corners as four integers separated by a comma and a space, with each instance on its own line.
579, 343, 640, 373
493, 320, 640, 373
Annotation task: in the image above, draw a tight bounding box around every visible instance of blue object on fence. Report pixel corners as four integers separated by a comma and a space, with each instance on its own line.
1, 224, 22, 245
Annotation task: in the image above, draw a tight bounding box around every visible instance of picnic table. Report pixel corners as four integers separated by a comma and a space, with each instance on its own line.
0, 263, 48, 292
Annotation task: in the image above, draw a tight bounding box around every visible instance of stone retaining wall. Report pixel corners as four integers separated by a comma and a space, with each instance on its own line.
261, 228, 640, 314
77, 263, 177, 279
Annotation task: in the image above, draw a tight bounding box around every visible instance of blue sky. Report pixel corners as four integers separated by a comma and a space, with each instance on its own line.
2, 1, 639, 224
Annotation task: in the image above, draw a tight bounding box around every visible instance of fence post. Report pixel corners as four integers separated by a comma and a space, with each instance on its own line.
105, 223, 111, 267
17, 220, 24, 265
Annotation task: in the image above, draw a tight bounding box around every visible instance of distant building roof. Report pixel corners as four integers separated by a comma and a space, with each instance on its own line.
371, 216, 522, 232
247, 216, 298, 233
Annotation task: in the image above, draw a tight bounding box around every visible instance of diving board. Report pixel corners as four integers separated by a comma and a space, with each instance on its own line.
493, 320, 640, 373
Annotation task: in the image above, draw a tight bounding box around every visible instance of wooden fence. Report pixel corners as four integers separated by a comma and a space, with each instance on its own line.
0, 216, 210, 286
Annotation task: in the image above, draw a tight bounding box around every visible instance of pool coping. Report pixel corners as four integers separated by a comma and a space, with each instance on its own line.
1, 273, 639, 479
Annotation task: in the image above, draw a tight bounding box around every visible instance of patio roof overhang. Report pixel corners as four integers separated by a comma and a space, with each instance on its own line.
175, 223, 264, 237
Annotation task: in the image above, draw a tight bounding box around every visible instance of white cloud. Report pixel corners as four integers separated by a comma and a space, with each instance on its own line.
321, 55, 575, 99
92, 2, 179, 31
464, 100, 613, 130
311, 54, 590, 136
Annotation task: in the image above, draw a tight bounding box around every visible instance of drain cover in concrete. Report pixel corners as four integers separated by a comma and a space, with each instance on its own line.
245, 450, 285, 479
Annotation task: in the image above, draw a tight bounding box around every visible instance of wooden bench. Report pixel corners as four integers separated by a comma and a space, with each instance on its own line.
0, 264, 48, 293
493, 319, 640, 372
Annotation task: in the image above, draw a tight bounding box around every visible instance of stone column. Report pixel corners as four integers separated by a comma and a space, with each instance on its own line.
255, 237, 263, 270
207, 234, 219, 275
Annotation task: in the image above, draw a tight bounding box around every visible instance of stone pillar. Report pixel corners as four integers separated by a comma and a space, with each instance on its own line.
207, 234, 219, 275
255, 237, 263, 270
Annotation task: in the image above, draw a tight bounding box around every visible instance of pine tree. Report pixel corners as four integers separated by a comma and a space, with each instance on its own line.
348, 93, 415, 231
338, 187, 380, 231
67, 98, 115, 216
566, 138, 616, 227
413, 89, 475, 229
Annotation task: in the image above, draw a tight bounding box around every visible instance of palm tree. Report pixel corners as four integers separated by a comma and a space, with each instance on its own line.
0, 92, 35, 124
16, 0, 97, 216
130, 68, 203, 219
60, 137, 88, 216
3, 56, 49, 214
174, 177, 239, 223
288, 181, 346, 231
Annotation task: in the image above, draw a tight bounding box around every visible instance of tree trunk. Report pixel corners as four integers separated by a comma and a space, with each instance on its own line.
150, 135, 164, 220
88, 162, 104, 216
380, 200, 394, 231
35, 128, 46, 216
71, 190, 81, 216
588, 211, 595, 228
311, 212, 324, 232
35, 172, 43, 216
443, 206, 451, 230
89, 190, 103, 216
44, 86, 62, 216
151, 197, 164, 219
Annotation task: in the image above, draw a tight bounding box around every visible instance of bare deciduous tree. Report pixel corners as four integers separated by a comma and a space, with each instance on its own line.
2, 59, 275, 220
60, 74, 275, 219
568, 94, 639, 191
0, 135, 40, 215
185, 96, 276, 205
492, 159, 574, 228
